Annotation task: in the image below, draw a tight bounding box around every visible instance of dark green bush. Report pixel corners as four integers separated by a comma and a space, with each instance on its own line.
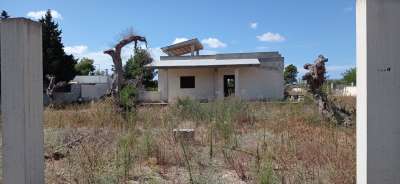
119, 84, 138, 111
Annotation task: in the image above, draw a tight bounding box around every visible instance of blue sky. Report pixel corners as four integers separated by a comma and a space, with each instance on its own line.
2, 0, 355, 78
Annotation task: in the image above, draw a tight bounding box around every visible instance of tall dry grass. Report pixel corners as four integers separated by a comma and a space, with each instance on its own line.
42, 97, 355, 183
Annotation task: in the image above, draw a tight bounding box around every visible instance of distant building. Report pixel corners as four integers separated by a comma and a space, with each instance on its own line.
330, 83, 357, 97
145, 38, 284, 103
45, 75, 112, 104
70, 75, 112, 101
340, 86, 357, 96
285, 85, 306, 101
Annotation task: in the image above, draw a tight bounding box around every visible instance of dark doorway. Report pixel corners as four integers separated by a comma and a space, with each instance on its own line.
223, 75, 235, 97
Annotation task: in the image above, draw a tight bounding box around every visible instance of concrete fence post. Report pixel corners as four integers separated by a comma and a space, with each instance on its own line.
357, 0, 400, 183
1, 18, 44, 184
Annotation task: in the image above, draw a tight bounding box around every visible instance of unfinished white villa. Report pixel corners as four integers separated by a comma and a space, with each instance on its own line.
145, 38, 284, 102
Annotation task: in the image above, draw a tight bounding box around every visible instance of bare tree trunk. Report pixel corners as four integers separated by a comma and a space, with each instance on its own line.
103, 50, 124, 92
46, 75, 56, 104
104, 35, 147, 93
303, 55, 353, 126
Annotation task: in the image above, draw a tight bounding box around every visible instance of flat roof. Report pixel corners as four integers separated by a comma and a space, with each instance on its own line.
146, 58, 260, 68
71, 75, 109, 84
146, 52, 284, 68
161, 38, 203, 56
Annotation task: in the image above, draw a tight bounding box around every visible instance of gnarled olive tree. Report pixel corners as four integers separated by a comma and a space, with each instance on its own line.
104, 34, 147, 93
303, 55, 353, 126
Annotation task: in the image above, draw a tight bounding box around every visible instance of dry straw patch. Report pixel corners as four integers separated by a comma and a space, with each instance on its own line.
41, 97, 355, 183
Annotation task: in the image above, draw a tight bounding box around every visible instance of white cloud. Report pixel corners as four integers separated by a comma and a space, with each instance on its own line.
201, 38, 227, 48
65, 44, 164, 73
64, 45, 113, 72
79, 51, 111, 70
148, 47, 166, 61
27, 10, 62, 20
172, 37, 189, 44
83, 51, 111, 64
120, 44, 135, 61
257, 32, 286, 42
64, 45, 88, 55
250, 22, 258, 29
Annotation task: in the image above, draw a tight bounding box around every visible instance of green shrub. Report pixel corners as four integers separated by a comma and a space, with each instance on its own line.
259, 159, 279, 184
211, 98, 248, 123
174, 97, 207, 121
302, 94, 314, 105
119, 84, 138, 110
211, 98, 249, 141
172, 97, 252, 143
116, 133, 136, 180
136, 131, 158, 160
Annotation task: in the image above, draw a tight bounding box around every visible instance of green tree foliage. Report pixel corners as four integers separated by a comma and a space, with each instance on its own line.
124, 48, 157, 89
284, 64, 298, 84
75, 57, 95, 75
39, 10, 77, 84
1, 10, 10, 19
341, 67, 356, 85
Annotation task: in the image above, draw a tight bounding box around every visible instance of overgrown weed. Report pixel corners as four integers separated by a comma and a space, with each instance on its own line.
41, 97, 355, 183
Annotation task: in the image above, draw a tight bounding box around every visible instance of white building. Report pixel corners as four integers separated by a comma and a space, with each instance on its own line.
342, 86, 356, 96
45, 75, 112, 104
146, 39, 284, 103
69, 75, 112, 101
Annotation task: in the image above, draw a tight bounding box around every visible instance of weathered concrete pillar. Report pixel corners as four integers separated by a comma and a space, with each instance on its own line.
1, 18, 44, 183
356, 0, 400, 183
234, 68, 239, 97
157, 69, 169, 102
213, 68, 217, 99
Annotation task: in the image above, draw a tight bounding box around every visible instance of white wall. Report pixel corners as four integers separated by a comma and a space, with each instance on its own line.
158, 69, 169, 102
81, 83, 109, 100
342, 86, 357, 96
215, 66, 283, 100
138, 90, 161, 102
166, 68, 215, 102
236, 65, 283, 100
357, 0, 400, 183
157, 64, 283, 102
